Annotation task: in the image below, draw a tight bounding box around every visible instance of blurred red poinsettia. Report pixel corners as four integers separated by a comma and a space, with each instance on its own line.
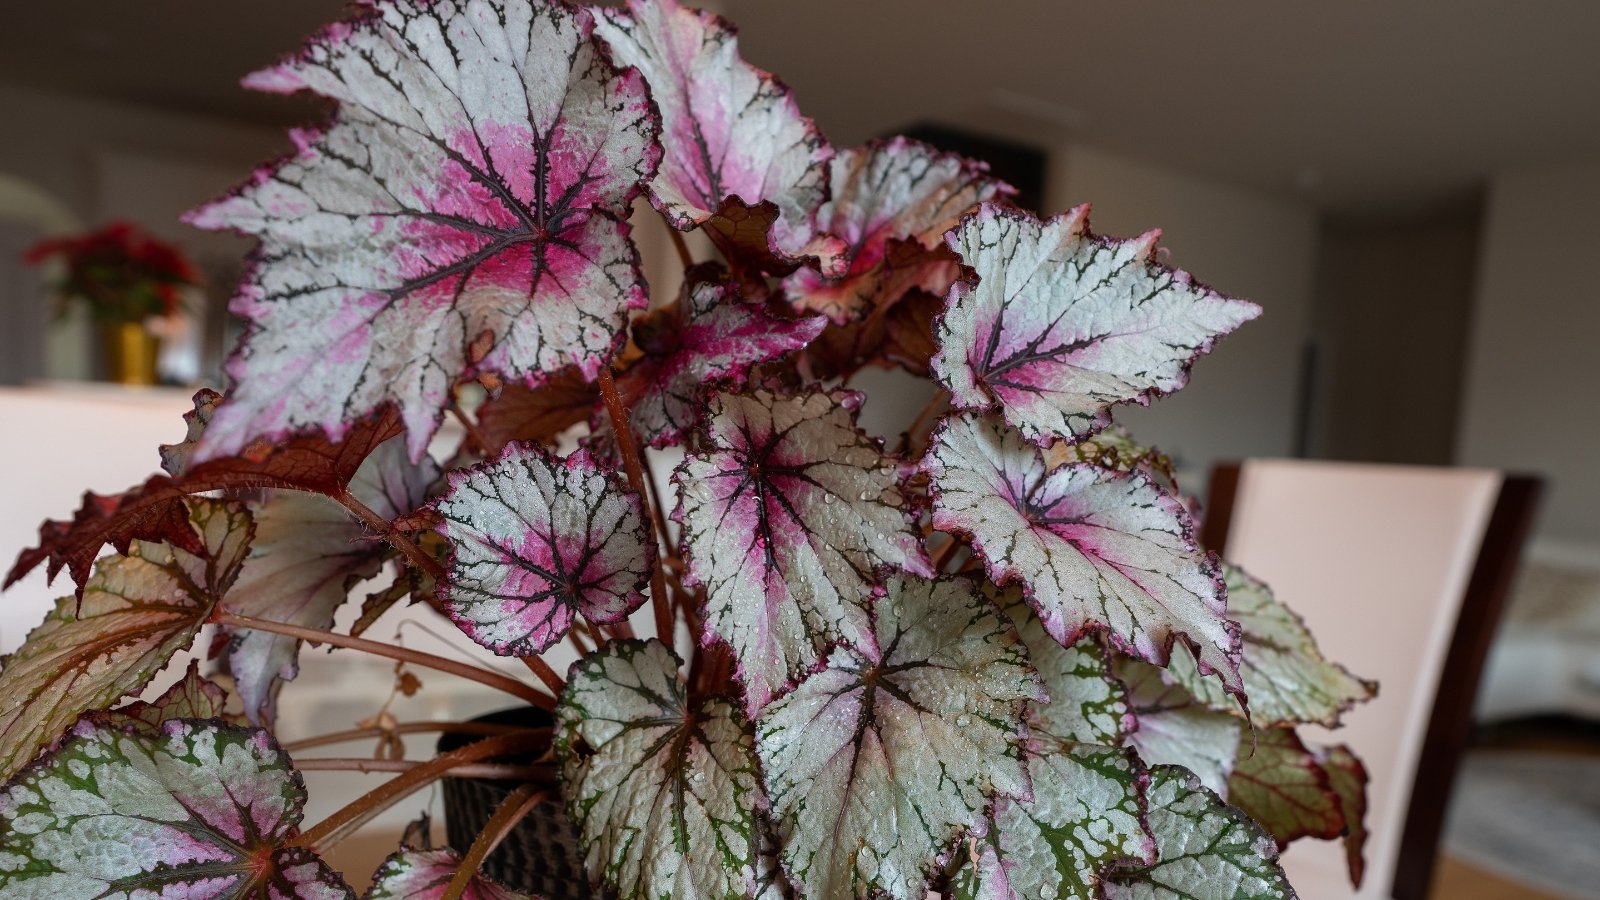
23, 221, 201, 323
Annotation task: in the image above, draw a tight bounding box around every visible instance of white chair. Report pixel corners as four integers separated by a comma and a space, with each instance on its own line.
1202, 459, 1540, 900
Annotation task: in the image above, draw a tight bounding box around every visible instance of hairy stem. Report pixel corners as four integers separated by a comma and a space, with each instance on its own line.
598, 367, 675, 644
215, 612, 553, 710
442, 783, 549, 900
293, 730, 549, 854
449, 397, 491, 455
281, 721, 536, 754
336, 489, 447, 583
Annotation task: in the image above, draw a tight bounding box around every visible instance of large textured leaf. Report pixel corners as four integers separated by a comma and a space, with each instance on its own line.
1104, 766, 1294, 900
953, 745, 1154, 900
756, 575, 1042, 900
431, 445, 651, 656
786, 138, 1009, 324
557, 639, 766, 900
7, 403, 401, 597
953, 596, 1154, 900
616, 269, 824, 447
1118, 659, 1242, 796
0, 499, 252, 782
225, 437, 439, 723
593, 0, 833, 265
925, 413, 1240, 690
1169, 564, 1375, 728
187, 0, 661, 460
0, 716, 351, 899
1226, 727, 1342, 846
999, 590, 1132, 747
674, 389, 931, 713
1316, 744, 1370, 888
932, 203, 1259, 445
367, 848, 533, 900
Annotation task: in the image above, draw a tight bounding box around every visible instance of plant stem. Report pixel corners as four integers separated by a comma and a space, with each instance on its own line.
293, 730, 548, 854
598, 367, 674, 644
293, 759, 553, 780
668, 226, 695, 269
449, 397, 491, 455
215, 612, 553, 710
520, 655, 566, 695
336, 489, 447, 583
281, 721, 535, 754
442, 783, 549, 900
637, 446, 677, 567
907, 389, 950, 449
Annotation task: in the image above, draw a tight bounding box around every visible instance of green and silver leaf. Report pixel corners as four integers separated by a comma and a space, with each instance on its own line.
1227, 727, 1343, 846
557, 639, 767, 900
1168, 564, 1375, 728
1103, 765, 1294, 900
953, 744, 1154, 900
0, 498, 252, 782
757, 574, 1042, 900
0, 716, 351, 899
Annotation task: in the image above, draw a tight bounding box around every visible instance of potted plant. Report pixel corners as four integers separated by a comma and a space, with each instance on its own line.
23, 220, 200, 384
0, 1, 1376, 898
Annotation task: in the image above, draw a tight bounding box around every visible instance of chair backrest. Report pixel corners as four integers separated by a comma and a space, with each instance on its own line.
1202, 459, 1540, 900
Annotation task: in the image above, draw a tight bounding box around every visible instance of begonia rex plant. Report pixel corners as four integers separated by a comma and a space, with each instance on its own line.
0, 1, 1376, 898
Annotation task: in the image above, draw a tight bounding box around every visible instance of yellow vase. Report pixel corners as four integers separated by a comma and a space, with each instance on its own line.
101, 322, 160, 386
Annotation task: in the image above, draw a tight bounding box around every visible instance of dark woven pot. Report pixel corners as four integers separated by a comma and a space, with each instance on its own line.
438, 706, 593, 900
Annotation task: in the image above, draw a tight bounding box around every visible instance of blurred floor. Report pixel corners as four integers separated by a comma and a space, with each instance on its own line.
1434, 855, 1563, 900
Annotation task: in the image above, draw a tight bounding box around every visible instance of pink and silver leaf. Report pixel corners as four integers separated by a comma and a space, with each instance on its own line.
592, 0, 836, 269
756, 574, 1042, 900
0, 499, 253, 783
367, 848, 535, 900
186, 0, 661, 461
924, 413, 1241, 690
0, 716, 351, 898
431, 445, 652, 656
933, 203, 1260, 445
674, 389, 932, 714
786, 138, 1011, 324
225, 437, 440, 724
1103, 765, 1295, 900
616, 270, 825, 447
556, 639, 768, 900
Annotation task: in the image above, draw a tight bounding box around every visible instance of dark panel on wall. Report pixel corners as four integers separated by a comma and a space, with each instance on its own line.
898, 123, 1047, 213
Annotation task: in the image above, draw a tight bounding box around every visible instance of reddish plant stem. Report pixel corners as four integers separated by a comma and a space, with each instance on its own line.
907, 389, 950, 448
293, 759, 553, 780
598, 367, 675, 644
282, 721, 533, 754
336, 489, 447, 583
215, 612, 553, 710
929, 534, 965, 574
442, 783, 549, 900
449, 398, 491, 455
637, 446, 678, 567
668, 226, 695, 269
294, 730, 548, 854
520, 655, 566, 695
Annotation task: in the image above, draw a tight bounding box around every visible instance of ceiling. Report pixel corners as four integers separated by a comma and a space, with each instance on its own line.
4, 1, 1599, 216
